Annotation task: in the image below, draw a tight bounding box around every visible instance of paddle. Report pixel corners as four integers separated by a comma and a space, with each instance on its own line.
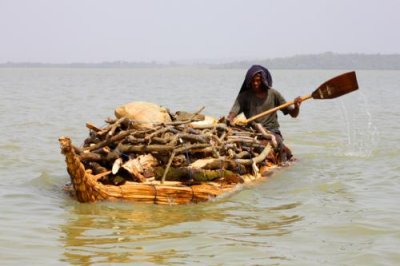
245, 71, 359, 124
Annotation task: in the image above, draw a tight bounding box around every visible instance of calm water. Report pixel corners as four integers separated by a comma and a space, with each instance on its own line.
0, 68, 399, 265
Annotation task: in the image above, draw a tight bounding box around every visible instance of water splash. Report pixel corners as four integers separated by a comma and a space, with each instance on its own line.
336, 91, 379, 158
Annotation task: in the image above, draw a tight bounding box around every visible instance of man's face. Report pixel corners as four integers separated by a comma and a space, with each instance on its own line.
251, 73, 262, 93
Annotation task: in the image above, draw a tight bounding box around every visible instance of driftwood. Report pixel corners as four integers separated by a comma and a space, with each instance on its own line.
154, 166, 236, 182
254, 123, 278, 148
161, 150, 176, 183
75, 108, 283, 188
85, 130, 132, 152
86, 122, 101, 132
164, 106, 205, 126
108, 117, 128, 138
121, 159, 146, 182
174, 111, 205, 122
88, 162, 108, 175
79, 152, 104, 162
58, 100, 296, 205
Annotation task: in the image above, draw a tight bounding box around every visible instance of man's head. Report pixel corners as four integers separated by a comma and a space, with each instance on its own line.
251, 73, 263, 93
239, 65, 273, 94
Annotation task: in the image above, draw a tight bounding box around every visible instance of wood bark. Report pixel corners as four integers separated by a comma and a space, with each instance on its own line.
76, 111, 280, 189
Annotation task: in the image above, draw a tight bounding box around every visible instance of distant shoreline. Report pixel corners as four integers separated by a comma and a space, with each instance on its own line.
1, 52, 400, 70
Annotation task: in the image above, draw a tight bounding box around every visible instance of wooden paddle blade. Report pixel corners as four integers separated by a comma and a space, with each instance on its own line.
312, 71, 358, 99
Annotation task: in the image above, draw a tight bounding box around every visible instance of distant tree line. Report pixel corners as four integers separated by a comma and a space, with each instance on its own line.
1, 53, 400, 69
219, 52, 400, 70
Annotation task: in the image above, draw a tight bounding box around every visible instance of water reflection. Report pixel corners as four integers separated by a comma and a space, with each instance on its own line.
221, 201, 304, 239
59, 198, 303, 265
60, 201, 227, 265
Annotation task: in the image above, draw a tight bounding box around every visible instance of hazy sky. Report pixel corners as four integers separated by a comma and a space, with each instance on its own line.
1, 0, 399, 63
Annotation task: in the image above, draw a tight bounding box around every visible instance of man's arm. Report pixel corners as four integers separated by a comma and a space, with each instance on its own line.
227, 94, 243, 122
288, 96, 302, 118
227, 112, 237, 122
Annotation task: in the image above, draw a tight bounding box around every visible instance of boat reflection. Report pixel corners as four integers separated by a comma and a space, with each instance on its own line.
59, 199, 303, 265
60, 201, 227, 265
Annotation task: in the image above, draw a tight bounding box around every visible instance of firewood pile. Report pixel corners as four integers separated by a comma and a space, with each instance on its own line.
72, 105, 278, 186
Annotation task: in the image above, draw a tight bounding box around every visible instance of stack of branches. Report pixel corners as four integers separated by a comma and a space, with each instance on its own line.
73, 109, 278, 186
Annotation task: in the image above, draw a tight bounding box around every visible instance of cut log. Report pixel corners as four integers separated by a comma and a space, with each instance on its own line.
117, 143, 211, 155
79, 152, 104, 162
145, 126, 172, 141
138, 154, 158, 169
112, 158, 123, 174
108, 117, 128, 138
88, 162, 108, 175
174, 111, 205, 121
164, 106, 206, 126
86, 122, 101, 132
161, 150, 176, 184
154, 166, 236, 182
254, 123, 278, 148
189, 158, 248, 174
85, 129, 133, 152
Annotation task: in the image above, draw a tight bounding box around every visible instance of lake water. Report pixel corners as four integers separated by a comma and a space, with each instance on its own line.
0, 68, 399, 265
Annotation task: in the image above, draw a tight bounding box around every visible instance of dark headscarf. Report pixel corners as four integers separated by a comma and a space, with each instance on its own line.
239, 65, 273, 93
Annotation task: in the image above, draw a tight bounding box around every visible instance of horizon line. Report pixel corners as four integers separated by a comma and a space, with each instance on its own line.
1, 52, 400, 65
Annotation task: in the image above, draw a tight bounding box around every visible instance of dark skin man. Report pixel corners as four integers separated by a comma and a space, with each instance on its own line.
227, 66, 302, 162
228, 73, 302, 123
250, 73, 302, 117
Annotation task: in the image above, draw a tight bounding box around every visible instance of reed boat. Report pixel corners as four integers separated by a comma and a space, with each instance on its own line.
57, 71, 360, 205
59, 136, 281, 205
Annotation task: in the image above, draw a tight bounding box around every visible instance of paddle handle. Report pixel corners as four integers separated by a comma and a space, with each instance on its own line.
245, 94, 312, 124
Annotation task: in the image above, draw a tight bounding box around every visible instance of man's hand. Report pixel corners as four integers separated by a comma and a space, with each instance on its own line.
227, 112, 248, 126
294, 96, 302, 109
227, 112, 236, 124
289, 96, 302, 118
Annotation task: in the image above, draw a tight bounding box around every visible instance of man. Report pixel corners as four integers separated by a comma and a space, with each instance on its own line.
227, 65, 302, 161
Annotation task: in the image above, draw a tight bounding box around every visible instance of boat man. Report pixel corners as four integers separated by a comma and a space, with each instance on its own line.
227, 65, 302, 161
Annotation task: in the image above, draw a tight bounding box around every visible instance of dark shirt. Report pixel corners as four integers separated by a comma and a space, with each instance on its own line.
230, 88, 293, 131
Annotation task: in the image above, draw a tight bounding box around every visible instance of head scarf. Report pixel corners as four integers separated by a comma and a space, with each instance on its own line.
239, 65, 273, 94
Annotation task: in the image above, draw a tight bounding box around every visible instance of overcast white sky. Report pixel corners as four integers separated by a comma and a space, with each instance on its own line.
0, 0, 399, 63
